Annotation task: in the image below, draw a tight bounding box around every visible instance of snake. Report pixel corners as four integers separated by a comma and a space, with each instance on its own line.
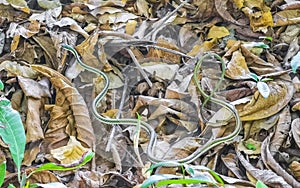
62, 44, 242, 164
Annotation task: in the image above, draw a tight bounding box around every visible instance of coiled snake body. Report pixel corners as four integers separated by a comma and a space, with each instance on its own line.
62, 44, 242, 164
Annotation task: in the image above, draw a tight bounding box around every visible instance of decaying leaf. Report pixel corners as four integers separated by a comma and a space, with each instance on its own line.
269, 106, 291, 154
51, 136, 90, 164
289, 161, 300, 182
225, 50, 251, 80
261, 136, 300, 187
236, 80, 294, 121
291, 118, 300, 149
32, 66, 95, 156
236, 149, 291, 187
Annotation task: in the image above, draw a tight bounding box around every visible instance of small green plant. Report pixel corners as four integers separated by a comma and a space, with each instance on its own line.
141, 161, 224, 188
0, 80, 94, 188
249, 72, 272, 99
256, 180, 268, 188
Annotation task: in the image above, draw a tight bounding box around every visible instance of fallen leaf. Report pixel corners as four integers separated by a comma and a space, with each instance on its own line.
236, 149, 291, 187
225, 50, 251, 80
51, 136, 90, 164
261, 136, 300, 187
236, 80, 294, 121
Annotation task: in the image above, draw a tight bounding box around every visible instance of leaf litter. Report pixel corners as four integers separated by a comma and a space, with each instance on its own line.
0, 0, 300, 187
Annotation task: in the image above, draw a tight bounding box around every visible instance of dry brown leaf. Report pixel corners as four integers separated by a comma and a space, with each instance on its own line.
291, 118, 300, 149
289, 161, 300, 182
50, 77, 95, 149
32, 35, 60, 69
5, 0, 30, 13
292, 101, 300, 111
0, 60, 39, 78
162, 137, 204, 161
23, 141, 41, 166
269, 106, 291, 154
236, 149, 292, 187
146, 38, 181, 64
261, 136, 300, 187
25, 98, 44, 143
125, 20, 137, 35
215, 0, 245, 26
225, 50, 251, 80
32, 66, 95, 155
141, 62, 179, 80
274, 9, 300, 26
221, 153, 245, 179
4, 168, 59, 187
241, 45, 274, 67
244, 114, 279, 140
43, 105, 72, 154
50, 136, 90, 164
236, 80, 294, 121
54, 17, 89, 38
68, 170, 134, 187
18, 76, 51, 99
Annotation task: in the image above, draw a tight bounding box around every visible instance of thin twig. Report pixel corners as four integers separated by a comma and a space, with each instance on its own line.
144, 45, 194, 59
127, 48, 153, 87
105, 77, 129, 152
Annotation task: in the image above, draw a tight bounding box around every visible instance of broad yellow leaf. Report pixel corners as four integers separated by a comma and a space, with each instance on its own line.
207, 26, 230, 40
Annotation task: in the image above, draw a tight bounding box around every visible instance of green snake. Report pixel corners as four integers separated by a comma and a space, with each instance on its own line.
62, 44, 242, 164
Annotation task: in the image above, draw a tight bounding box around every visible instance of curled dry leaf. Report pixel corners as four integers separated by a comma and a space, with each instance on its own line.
161, 137, 204, 161
3, 169, 59, 187
54, 17, 89, 39
2, 0, 30, 13
274, 9, 300, 26
269, 106, 291, 154
261, 136, 300, 187
215, 0, 245, 26
225, 50, 251, 80
236, 149, 292, 187
236, 80, 294, 121
289, 161, 300, 182
244, 114, 279, 140
0, 61, 39, 78
50, 136, 90, 164
221, 153, 245, 179
49, 77, 95, 148
291, 118, 300, 149
32, 66, 95, 153
17, 76, 51, 99
68, 170, 134, 187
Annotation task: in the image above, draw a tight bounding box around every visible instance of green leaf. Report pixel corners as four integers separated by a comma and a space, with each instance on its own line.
8, 184, 17, 188
243, 42, 269, 49
29, 150, 94, 177
259, 36, 273, 41
189, 165, 224, 185
156, 178, 218, 187
0, 161, 6, 187
261, 78, 273, 82
0, 80, 4, 91
291, 51, 300, 73
245, 143, 256, 150
0, 98, 26, 182
146, 161, 183, 174
256, 180, 268, 188
141, 174, 181, 188
257, 81, 270, 98
249, 72, 260, 82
